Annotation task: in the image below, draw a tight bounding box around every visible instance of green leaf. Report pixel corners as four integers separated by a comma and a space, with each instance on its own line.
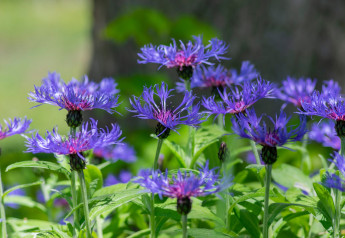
4, 196, 46, 212
84, 164, 103, 197
268, 203, 310, 226
6, 161, 70, 177
163, 139, 188, 167
235, 209, 260, 238
127, 228, 150, 238
313, 183, 335, 222
191, 125, 227, 168
89, 188, 147, 220
3, 181, 42, 198
183, 228, 234, 238
228, 188, 266, 215
272, 164, 312, 191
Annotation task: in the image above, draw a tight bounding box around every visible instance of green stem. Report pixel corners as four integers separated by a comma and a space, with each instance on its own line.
217, 114, 223, 130
96, 216, 103, 238
300, 133, 311, 174
182, 214, 188, 238
333, 188, 341, 238
78, 170, 92, 238
153, 139, 163, 170
150, 194, 156, 238
250, 141, 264, 186
69, 127, 80, 236
0, 170, 7, 238
184, 79, 195, 163
263, 164, 272, 238
223, 162, 230, 230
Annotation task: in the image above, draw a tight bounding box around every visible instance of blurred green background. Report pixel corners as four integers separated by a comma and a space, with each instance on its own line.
0, 0, 344, 221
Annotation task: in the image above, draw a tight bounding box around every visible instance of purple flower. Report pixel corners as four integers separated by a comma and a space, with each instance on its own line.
176, 61, 258, 92
138, 36, 228, 70
0, 117, 32, 141
128, 82, 204, 138
93, 143, 136, 163
28, 72, 120, 113
202, 78, 275, 119
323, 153, 345, 191
277, 77, 340, 108
24, 119, 123, 170
300, 90, 345, 121
309, 120, 340, 150
232, 109, 307, 164
6, 188, 26, 209
104, 171, 132, 187
136, 161, 226, 200
104, 174, 119, 186
232, 109, 307, 148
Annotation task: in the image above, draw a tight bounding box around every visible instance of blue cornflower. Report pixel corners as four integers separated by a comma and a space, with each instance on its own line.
277, 77, 340, 108
135, 161, 228, 214
29, 72, 119, 112
176, 61, 258, 93
29, 72, 120, 128
104, 170, 132, 187
138, 36, 228, 71
309, 120, 340, 150
93, 143, 136, 163
323, 153, 345, 191
24, 119, 123, 171
128, 82, 204, 138
202, 78, 275, 119
231, 109, 307, 164
0, 117, 31, 141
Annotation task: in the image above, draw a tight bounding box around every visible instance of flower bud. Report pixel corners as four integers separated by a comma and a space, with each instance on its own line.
69, 153, 86, 171
66, 110, 83, 128
177, 66, 193, 81
261, 146, 277, 165
155, 123, 170, 139
218, 142, 228, 163
177, 196, 192, 215
335, 120, 345, 137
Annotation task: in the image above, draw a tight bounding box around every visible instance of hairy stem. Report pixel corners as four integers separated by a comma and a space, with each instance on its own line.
182, 214, 188, 238
263, 164, 272, 238
0, 169, 7, 238
150, 194, 156, 238
333, 188, 341, 238
153, 139, 163, 170
78, 170, 92, 238
96, 216, 103, 238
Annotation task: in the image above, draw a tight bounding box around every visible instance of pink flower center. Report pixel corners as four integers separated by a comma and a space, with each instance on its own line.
154, 110, 176, 124
227, 101, 247, 114
171, 51, 197, 69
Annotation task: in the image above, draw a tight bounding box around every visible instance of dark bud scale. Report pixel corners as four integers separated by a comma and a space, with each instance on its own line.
335, 120, 345, 137
66, 110, 83, 128
261, 146, 277, 165
177, 66, 193, 81
69, 153, 86, 171
211, 86, 224, 101
218, 142, 228, 163
155, 123, 170, 139
177, 196, 192, 215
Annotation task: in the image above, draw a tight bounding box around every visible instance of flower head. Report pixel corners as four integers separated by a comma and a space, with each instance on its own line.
323, 153, 345, 191
176, 61, 258, 93
0, 117, 32, 141
309, 120, 340, 150
277, 77, 340, 108
138, 36, 228, 71
104, 170, 132, 187
128, 82, 204, 138
135, 161, 227, 214
232, 109, 307, 164
24, 119, 123, 171
202, 78, 275, 120
29, 72, 120, 113
93, 143, 136, 163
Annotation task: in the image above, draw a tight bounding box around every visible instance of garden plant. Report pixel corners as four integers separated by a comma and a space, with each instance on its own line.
1, 35, 345, 238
